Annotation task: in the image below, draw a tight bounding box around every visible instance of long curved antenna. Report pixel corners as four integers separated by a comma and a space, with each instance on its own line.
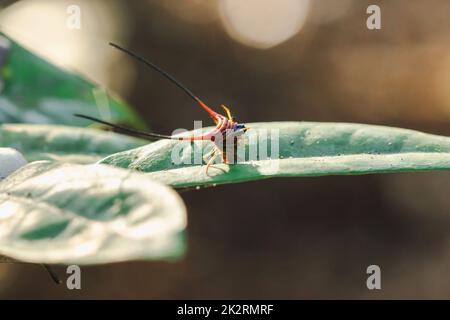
110, 42, 197, 101
42, 264, 61, 284
109, 42, 218, 119
74, 114, 172, 140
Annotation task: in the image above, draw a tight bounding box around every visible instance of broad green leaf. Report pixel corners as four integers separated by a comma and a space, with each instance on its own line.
99, 122, 450, 188
0, 123, 147, 163
0, 32, 145, 128
0, 161, 186, 264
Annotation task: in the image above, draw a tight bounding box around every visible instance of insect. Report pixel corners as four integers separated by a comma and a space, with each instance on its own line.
76, 43, 249, 174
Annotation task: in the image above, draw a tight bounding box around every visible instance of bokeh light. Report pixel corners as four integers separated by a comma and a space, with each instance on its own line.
219, 0, 310, 49
0, 0, 131, 88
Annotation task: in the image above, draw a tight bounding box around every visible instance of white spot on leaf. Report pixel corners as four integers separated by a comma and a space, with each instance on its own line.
0, 148, 28, 181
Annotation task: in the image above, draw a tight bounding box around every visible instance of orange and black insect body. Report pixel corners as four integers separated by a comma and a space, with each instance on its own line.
76, 43, 248, 173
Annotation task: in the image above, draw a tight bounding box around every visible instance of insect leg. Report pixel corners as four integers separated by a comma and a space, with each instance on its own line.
202, 146, 216, 164
205, 147, 223, 176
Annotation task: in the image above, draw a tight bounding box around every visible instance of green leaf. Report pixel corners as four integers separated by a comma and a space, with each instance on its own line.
0, 32, 145, 128
99, 122, 450, 188
0, 161, 186, 264
0, 123, 147, 164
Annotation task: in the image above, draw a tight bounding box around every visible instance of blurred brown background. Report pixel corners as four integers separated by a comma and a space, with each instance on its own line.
0, 0, 449, 299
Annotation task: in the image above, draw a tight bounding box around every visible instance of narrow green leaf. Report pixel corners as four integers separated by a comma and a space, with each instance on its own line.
99, 122, 450, 188
0, 123, 147, 163
0, 161, 187, 264
0, 32, 145, 128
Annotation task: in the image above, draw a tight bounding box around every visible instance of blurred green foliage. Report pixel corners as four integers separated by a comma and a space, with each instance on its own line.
0, 32, 145, 128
